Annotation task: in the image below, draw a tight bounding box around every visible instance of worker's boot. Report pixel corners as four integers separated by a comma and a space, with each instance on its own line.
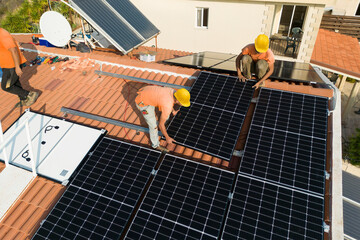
25, 91, 39, 106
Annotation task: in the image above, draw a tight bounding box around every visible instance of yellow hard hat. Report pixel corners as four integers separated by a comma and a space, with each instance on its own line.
174, 88, 190, 107
254, 34, 269, 53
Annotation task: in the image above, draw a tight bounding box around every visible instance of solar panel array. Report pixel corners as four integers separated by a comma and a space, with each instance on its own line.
32, 87, 329, 239
239, 88, 328, 195
167, 71, 254, 160
33, 138, 161, 240
222, 88, 328, 239
125, 155, 234, 239
70, 0, 159, 53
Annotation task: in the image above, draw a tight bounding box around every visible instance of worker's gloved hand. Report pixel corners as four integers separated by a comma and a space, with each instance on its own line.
238, 75, 247, 82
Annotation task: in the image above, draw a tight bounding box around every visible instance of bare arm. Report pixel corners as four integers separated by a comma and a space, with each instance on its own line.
158, 113, 175, 145
253, 62, 274, 89
235, 53, 246, 82
9, 47, 23, 77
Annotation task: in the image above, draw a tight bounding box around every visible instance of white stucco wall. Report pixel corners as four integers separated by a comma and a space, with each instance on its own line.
131, 0, 266, 54
326, 0, 360, 15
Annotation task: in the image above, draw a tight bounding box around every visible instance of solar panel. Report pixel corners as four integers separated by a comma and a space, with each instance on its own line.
239, 88, 328, 195
163, 52, 329, 85
70, 0, 159, 54
166, 72, 254, 160
222, 174, 325, 240
125, 155, 234, 239
33, 137, 161, 240
105, 0, 159, 39
190, 72, 254, 114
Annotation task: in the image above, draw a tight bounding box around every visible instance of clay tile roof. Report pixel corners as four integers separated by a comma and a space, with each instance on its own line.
311, 29, 360, 78
0, 177, 65, 240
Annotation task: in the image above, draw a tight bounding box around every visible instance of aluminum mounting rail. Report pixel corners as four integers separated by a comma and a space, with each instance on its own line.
94, 70, 192, 91
61, 107, 163, 136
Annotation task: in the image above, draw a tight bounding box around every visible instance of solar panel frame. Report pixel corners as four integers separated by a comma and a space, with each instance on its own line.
166, 72, 255, 160
125, 155, 235, 239
33, 137, 161, 240
190, 72, 255, 114
105, 0, 159, 39
70, 0, 159, 54
252, 88, 328, 139
167, 103, 245, 160
239, 88, 328, 195
222, 174, 325, 240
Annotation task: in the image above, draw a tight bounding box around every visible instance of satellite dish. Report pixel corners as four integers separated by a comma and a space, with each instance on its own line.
40, 11, 72, 47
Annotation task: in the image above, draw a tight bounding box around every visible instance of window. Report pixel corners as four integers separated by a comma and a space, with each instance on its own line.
278, 5, 307, 36
196, 7, 209, 28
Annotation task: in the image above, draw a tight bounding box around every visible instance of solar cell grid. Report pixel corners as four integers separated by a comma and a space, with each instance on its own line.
167, 103, 245, 160
33, 138, 161, 240
252, 88, 328, 139
71, 138, 160, 204
241, 125, 326, 194
34, 186, 133, 240
239, 89, 328, 195
71, 0, 143, 52
190, 72, 255, 114
166, 72, 254, 160
126, 155, 234, 239
222, 175, 324, 240
105, 0, 159, 39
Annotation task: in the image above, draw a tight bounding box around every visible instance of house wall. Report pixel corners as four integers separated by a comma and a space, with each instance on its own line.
296, 4, 325, 62
326, 0, 360, 15
132, 0, 326, 63
131, 0, 266, 55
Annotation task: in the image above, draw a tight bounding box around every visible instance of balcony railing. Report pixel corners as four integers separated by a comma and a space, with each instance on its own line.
269, 36, 301, 59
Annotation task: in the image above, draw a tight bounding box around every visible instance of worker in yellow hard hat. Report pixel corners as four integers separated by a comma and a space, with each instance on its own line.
135, 86, 190, 152
235, 34, 275, 89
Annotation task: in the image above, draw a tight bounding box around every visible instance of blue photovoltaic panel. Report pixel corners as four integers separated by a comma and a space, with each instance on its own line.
70, 0, 159, 53
167, 103, 245, 160
33, 138, 161, 240
222, 174, 324, 240
239, 88, 328, 195
106, 0, 159, 39
166, 72, 254, 160
252, 88, 328, 139
190, 71, 254, 114
125, 155, 234, 239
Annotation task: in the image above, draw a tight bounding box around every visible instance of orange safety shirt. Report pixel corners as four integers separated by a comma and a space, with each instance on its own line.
0, 28, 26, 68
241, 44, 275, 65
135, 86, 175, 118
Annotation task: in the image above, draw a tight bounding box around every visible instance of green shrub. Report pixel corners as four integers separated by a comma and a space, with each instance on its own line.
346, 77, 357, 83
344, 128, 360, 166
1, 0, 77, 33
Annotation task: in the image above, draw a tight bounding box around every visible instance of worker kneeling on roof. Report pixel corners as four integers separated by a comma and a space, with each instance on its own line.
135, 86, 190, 152
235, 34, 275, 89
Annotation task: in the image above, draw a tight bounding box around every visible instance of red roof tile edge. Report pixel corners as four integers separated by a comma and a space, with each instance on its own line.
311, 59, 360, 79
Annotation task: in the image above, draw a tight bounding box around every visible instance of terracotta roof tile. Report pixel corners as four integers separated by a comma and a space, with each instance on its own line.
0, 177, 65, 240
311, 29, 360, 77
